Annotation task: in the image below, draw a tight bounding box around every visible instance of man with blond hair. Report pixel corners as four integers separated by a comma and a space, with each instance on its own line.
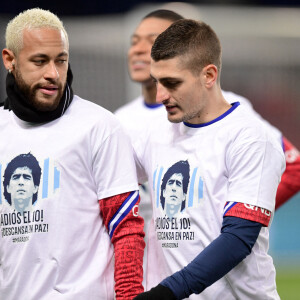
0, 8, 145, 299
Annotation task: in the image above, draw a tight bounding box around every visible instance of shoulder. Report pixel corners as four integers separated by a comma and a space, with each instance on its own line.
231, 103, 282, 148
68, 95, 119, 125
134, 116, 174, 148
0, 106, 10, 116
0, 106, 12, 125
228, 105, 283, 155
62, 95, 126, 143
228, 104, 267, 136
222, 90, 253, 107
222, 90, 282, 141
114, 96, 144, 117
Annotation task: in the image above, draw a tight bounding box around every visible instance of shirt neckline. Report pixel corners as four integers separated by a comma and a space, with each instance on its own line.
183, 102, 240, 128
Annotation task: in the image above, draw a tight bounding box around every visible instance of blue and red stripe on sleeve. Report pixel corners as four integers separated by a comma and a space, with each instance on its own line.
107, 190, 140, 238
224, 201, 271, 226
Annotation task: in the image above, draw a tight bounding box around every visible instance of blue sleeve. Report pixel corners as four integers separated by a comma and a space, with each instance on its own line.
160, 216, 262, 299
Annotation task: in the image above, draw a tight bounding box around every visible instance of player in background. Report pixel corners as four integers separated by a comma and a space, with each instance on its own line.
0, 8, 144, 299
115, 9, 300, 212
114, 11, 184, 286
133, 19, 285, 299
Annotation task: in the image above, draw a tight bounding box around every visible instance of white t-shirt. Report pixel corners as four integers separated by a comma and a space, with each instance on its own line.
115, 96, 166, 286
222, 90, 282, 144
0, 96, 139, 300
115, 95, 166, 143
115, 95, 166, 215
115, 91, 283, 146
134, 102, 285, 299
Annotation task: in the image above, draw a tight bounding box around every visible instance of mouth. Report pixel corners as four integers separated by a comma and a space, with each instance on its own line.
165, 104, 178, 114
39, 85, 59, 96
16, 189, 26, 195
131, 60, 149, 70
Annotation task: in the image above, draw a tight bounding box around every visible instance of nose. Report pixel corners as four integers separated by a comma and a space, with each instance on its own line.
18, 175, 25, 185
156, 83, 170, 104
171, 182, 178, 191
131, 39, 150, 54
44, 61, 59, 80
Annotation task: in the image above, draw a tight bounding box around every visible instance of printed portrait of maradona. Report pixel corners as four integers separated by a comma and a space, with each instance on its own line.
160, 160, 190, 218
3, 153, 42, 213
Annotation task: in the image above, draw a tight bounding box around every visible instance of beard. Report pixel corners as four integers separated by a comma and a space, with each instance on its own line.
14, 68, 65, 112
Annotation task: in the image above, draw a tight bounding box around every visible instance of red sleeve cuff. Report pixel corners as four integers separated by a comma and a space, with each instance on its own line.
224, 202, 271, 226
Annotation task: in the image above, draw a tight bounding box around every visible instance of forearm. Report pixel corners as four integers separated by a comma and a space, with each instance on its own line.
161, 217, 262, 299
276, 136, 300, 209
100, 191, 145, 299
113, 230, 145, 299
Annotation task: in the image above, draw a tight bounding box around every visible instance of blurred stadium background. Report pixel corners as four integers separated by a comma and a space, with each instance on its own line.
1, 1, 299, 298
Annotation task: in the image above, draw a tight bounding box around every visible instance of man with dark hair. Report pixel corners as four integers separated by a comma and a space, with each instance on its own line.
160, 160, 190, 218
3, 153, 41, 212
133, 19, 284, 299
115, 8, 184, 217
116, 8, 300, 216
115, 9, 183, 142
115, 11, 185, 284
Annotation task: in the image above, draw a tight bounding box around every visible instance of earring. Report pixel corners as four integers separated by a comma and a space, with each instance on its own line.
8, 69, 12, 73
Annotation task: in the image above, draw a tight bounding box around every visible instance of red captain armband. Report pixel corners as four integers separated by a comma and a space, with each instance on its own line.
223, 202, 271, 227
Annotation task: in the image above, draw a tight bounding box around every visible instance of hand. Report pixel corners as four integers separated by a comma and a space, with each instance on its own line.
133, 284, 176, 300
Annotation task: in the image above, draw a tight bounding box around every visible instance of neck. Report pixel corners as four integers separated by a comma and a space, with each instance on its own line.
142, 83, 157, 105
187, 88, 232, 125
201, 90, 232, 124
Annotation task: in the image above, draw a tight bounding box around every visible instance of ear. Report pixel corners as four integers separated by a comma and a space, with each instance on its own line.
2, 48, 16, 72
33, 185, 39, 194
203, 64, 218, 88
6, 184, 11, 194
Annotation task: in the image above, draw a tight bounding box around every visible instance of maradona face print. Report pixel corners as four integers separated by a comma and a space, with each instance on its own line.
3, 153, 41, 213
0, 153, 60, 244
160, 160, 190, 219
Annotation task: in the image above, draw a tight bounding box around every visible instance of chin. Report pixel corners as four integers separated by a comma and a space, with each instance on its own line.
130, 75, 149, 83
33, 99, 60, 112
130, 70, 150, 81
32, 94, 62, 112
168, 116, 182, 124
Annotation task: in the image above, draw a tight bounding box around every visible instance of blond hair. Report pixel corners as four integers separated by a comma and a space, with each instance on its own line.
5, 8, 69, 55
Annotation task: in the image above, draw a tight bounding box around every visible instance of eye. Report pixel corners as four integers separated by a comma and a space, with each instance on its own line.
167, 179, 175, 186
57, 59, 67, 64
149, 37, 156, 46
130, 37, 139, 46
176, 180, 182, 187
33, 60, 45, 66
151, 78, 157, 85
23, 175, 32, 180
163, 81, 181, 90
